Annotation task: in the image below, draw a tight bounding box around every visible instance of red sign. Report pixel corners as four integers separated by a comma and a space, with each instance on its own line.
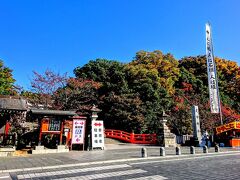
41, 119, 50, 132
94, 122, 102, 126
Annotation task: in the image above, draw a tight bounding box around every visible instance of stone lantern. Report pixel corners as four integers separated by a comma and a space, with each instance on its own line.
160, 110, 169, 126
87, 105, 104, 150
90, 104, 101, 121
160, 110, 176, 147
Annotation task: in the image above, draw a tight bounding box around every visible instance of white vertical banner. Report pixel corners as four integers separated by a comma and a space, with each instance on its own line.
206, 23, 220, 113
91, 120, 104, 149
72, 119, 86, 144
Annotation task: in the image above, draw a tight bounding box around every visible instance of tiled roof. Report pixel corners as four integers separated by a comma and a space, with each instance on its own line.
0, 97, 27, 111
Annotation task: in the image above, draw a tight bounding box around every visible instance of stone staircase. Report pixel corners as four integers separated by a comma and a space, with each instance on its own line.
104, 137, 124, 144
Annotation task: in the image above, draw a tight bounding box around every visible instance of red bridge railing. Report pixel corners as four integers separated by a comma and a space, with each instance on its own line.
104, 129, 157, 144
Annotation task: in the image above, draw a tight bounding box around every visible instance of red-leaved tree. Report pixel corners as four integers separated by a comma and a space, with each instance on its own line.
30, 69, 68, 109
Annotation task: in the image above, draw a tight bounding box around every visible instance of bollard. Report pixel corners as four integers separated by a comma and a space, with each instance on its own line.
141, 147, 147, 158
160, 147, 165, 156
176, 147, 181, 155
215, 145, 220, 152
190, 146, 195, 154
203, 145, 208, 153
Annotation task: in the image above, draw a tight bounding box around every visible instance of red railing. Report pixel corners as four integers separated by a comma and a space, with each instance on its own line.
105, 129, 157, 144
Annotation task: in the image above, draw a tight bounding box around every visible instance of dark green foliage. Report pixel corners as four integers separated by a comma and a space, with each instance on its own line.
0, 60, 16, 95
10, 50, 238, 135
71, 52, 240, 134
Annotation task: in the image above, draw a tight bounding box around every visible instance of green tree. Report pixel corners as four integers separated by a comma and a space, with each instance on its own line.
214, 58, 239, 110
0, 60, 16, 95
74, 59, 145, 132
102, 92, 144, 132
74, 59, 129, 95
128, 50, 180, 95
125, 51, 180, 133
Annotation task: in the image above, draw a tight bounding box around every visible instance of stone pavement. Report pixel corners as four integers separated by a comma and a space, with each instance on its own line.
0, 146, 240, 179
0, 144, 239, 173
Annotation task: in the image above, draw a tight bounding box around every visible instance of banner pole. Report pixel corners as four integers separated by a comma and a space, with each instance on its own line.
206, 22, 223, 125
209, 23, 223, 125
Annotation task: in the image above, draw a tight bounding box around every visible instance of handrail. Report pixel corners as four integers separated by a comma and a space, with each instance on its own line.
105, 129, 157, 144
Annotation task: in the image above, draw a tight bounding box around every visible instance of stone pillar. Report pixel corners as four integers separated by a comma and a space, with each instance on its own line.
141, 148, 147, 158
191, 106, 202, 146
203, 145, 208, 153
176, 147, 181, 155
190, 146, 195, 154
160, 147, 165, 156
215, 145, 220, 152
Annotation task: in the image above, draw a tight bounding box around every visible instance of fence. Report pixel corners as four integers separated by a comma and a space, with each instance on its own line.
104, 129, 157, 144
0, 133, 16, 146
176, 134, 193, 144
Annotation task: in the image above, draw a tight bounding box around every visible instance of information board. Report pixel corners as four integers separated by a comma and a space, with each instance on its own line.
48, 119, 61, 131
72, 119, 86, 144
41, 118, 61, 132
91, 120, 104, 149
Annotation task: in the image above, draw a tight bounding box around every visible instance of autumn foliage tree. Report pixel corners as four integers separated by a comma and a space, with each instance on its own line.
174, 56, 240, 132
54, 78, 101, 113
72, 51, 240, 134
30, 69, 68, 108
21, 50, 240, 135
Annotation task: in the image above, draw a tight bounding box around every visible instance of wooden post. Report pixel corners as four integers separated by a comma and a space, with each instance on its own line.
3, 121, 10, 144
38, 120, 42, 145
130, 133, 134, 143
59, 121, 64, 145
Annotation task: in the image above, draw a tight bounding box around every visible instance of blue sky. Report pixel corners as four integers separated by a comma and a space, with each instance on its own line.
0, 0, 239, 89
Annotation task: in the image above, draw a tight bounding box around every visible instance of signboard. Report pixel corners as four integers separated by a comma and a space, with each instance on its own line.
91, 120, 104, 149
41, 119, 49, 132
49, 119, 61, 131
216, 121, 240, 135
41, 119, 61, 132
72, 119, 86, 144
206, 23, 220, 113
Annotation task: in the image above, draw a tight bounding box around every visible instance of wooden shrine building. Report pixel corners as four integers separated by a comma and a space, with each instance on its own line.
215, 121, 240, 147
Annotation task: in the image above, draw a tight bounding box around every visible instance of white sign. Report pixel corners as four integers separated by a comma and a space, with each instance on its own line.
206, 23, 220, 113
72, 119, 86, 144
91, 120, 104, 149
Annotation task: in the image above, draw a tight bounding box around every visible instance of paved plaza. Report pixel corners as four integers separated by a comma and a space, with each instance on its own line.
0, 145, 240, 179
